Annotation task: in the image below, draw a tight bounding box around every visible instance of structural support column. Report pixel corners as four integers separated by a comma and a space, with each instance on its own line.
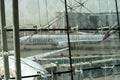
115, 0, 120, 41
0, 0, 10, 80
12, 0, 21, 80
64, 0, 74, 80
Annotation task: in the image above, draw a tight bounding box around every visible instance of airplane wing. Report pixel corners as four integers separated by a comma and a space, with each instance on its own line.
0, 56, 48, 79
26, 47, 68, 60
54, 39, 102, 48
0, 48, 68, 79
77, 32, 93, 35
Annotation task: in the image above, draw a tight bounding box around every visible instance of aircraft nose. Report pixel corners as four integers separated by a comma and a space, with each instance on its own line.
20, 36, 31, 44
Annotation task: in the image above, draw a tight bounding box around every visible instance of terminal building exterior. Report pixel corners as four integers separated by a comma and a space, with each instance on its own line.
55, 12, 120, 30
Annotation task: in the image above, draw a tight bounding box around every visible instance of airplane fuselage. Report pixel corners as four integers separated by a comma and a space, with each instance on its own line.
20, 34, 116, 48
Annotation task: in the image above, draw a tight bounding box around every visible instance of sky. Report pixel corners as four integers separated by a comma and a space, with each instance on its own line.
2, 0, 120, 26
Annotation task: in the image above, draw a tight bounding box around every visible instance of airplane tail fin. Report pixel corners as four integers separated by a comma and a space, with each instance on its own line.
103, 22, 118, 40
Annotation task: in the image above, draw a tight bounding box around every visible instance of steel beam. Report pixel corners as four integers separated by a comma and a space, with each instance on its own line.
12, 0, 21, 80
0, 0, 10, 79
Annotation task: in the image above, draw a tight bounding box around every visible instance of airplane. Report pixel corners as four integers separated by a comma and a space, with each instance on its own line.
0, 47, 68, 80
20, 23, 118, 48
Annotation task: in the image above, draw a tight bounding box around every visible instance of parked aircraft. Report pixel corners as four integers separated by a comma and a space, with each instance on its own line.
20, 23, 118, 48
0, 48, 68, 80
